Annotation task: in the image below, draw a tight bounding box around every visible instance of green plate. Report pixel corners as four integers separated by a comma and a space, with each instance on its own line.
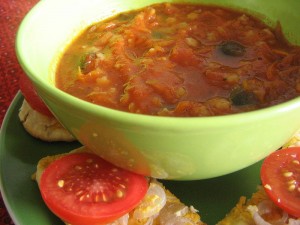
0, 92, 262, 225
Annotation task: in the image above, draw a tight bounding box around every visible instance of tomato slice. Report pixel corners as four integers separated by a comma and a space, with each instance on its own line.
261, 147, 300, 218
40, 152, 148, 225
19, 73, 53, 117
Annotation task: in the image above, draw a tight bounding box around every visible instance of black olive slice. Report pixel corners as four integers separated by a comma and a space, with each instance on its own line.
219, 40, 246, 57
230, 87, 257, 106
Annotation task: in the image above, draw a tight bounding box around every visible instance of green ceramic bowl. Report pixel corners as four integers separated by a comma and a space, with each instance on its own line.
16, 0, 300, 180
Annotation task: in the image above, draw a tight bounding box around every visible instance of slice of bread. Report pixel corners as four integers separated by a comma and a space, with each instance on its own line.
33, 146, 206, 225
19, 99, 75, 142
217, 134, 300, 225
216, 186, 268, 225
216, 186, 300, 225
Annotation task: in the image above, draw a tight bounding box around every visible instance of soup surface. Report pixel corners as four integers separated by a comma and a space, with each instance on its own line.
56, 3, 300, 117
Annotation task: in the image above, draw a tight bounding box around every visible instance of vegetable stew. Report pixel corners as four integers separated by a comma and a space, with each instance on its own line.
55, 3, 300, 116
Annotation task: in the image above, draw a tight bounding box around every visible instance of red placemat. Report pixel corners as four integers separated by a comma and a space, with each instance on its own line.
0, 0, 39, 224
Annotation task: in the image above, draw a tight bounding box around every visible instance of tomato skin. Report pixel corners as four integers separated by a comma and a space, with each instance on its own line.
19, 73, 53, 117
40, 152, 148, 225
261, 147, 300, 218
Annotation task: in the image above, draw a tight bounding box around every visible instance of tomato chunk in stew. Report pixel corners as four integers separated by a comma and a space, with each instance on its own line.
55, 3, 300, 117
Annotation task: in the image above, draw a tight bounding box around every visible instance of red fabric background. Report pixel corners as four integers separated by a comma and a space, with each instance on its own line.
0, 0, 39, 224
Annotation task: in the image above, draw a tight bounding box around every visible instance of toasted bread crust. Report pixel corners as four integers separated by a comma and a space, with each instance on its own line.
19, 99, 75, 142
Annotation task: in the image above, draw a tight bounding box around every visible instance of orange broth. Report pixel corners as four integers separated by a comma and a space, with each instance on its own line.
55, 3, 300, 117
